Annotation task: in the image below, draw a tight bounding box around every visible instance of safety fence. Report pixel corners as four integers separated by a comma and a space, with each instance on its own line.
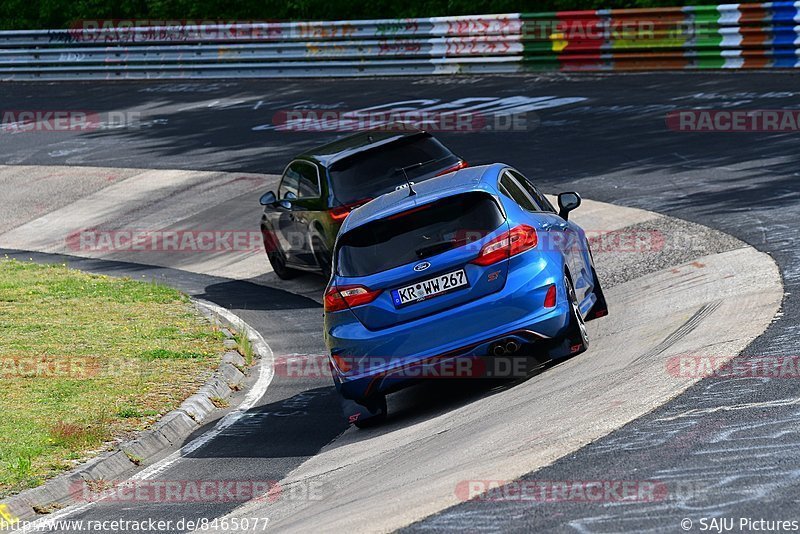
1, 4, 799, 80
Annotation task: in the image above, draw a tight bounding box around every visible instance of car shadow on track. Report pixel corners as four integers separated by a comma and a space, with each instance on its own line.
196, 279, 322, 311
341, 354, 584, 439
167, 354, 584, 499
183, 386, 348, 460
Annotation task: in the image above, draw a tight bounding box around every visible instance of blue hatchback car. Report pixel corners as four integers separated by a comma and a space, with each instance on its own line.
323, 163, 608, 427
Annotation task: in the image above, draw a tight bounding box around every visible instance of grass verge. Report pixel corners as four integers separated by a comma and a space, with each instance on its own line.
0, 258, 224, 498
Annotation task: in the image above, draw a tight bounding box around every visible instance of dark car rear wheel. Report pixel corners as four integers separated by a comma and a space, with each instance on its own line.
565, 274, 589, 355
267, 250, 300, 280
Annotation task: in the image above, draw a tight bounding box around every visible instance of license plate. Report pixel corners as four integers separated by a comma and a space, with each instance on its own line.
391, 269, 468, 307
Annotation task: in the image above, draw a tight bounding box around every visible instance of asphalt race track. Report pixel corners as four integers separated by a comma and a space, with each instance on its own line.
2, 72, 800, 532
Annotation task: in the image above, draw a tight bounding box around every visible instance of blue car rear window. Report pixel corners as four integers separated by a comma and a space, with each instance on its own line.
336, 192, 505, 277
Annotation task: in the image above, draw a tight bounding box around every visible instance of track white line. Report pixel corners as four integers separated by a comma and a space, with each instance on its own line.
20, 300, 275, 532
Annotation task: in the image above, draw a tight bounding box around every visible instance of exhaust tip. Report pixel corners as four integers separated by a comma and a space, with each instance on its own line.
491, 344, 506, 357
505, 340, 521, 354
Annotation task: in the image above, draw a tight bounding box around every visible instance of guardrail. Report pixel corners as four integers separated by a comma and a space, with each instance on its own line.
1, 4, 798, 80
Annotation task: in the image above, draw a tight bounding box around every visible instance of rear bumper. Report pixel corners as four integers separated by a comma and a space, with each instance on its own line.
334, 326, 573, 400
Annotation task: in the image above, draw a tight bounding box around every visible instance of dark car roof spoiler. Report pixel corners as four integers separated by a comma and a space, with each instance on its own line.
303, 124, 430, 167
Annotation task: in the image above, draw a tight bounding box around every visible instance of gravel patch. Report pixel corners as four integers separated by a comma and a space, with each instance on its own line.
591, 214, 746, 288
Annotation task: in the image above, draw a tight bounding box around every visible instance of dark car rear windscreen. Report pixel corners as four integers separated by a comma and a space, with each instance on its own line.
329, 134, 459, 205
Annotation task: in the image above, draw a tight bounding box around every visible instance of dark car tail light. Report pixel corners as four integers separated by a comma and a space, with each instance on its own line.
386, 203, 433, 220
471, 224, 538, 266
324, 285, 381, 312
329, 198, 373, 222
435, 160, 469, 177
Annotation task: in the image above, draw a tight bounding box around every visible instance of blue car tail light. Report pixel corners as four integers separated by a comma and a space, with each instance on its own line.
324, 284, 381, 312
471, 224, 538, 266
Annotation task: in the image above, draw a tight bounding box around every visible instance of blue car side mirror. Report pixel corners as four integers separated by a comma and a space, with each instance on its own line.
558, 192, 581, 220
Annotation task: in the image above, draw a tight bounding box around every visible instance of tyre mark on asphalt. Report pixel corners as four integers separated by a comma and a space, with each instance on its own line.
630, 300, 722, 366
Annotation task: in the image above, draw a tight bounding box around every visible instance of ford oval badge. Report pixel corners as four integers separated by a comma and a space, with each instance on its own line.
413, 261, 431, 272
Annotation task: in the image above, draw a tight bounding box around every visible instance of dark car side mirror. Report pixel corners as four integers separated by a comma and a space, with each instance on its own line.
259, 191, 277, 206
557, 192, 581, 220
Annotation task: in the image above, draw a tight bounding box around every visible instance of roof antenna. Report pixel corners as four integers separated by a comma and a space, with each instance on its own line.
400, 166, 416, 196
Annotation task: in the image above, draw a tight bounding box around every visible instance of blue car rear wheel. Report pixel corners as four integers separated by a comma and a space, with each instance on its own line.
565, 274, 590, 355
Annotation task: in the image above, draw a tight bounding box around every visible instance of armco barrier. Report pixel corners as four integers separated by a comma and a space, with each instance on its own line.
1, 4, 799, 80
